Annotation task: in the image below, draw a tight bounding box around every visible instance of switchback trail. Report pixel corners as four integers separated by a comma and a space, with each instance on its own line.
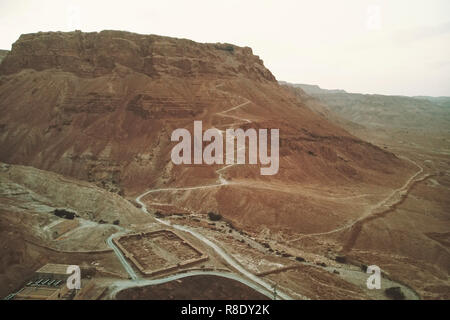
108, 85, 293, 300
287, 157, 427, 243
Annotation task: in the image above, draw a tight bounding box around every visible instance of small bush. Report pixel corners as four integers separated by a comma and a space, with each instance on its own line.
215, 44, 234, 53
53, 209, 76, 220
385, 287, 405, 300
335, 256, 347, 263
208, 211, 222, 221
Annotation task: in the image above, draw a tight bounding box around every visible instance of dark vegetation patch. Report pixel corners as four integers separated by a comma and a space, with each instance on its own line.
335, 256, 347, 263
208, 211, 222, 221
214, 44, 234, 53
53, 209, 76, 220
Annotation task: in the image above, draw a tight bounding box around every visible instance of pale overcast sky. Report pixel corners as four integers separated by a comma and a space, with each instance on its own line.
1, 0, 449, 96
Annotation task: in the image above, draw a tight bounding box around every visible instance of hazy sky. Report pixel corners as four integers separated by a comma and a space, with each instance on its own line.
1, 0, 449, 96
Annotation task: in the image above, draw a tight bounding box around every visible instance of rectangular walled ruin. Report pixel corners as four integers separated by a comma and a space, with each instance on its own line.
113, 229, 208, 276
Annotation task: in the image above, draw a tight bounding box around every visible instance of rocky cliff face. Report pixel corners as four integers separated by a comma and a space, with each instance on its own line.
0, 30, 276, 82
0, 50, 8, 64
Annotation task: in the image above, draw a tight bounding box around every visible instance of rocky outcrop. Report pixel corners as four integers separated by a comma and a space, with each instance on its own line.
0, 50, 8, 64
0, 30, 276, 82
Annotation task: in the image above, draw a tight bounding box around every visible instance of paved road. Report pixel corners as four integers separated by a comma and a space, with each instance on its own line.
135, 181, 292, 300
106, 232, 139, 280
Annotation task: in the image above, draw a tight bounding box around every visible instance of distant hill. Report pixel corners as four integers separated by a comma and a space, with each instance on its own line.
414, 96, 450, 108
282, 82, 450, 131
279, 81, 346, 95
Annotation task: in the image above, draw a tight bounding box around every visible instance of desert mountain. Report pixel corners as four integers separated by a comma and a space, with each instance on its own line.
1, 31, 449, 300
286, 82, 450, 130
0, 30, 414, 234
282, 82, 450, 154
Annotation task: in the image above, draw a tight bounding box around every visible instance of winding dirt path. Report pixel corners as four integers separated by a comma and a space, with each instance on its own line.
287, 157, 427, 245
107, 86, 293, 300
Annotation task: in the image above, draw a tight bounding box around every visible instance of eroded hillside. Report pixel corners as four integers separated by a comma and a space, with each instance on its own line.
0, 31, 414, 234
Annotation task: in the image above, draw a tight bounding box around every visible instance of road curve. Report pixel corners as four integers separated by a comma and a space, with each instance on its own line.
107, 92, 293, 300
108, 270, 276, 299
106, 233, 139, 280
136, 190, 292, 300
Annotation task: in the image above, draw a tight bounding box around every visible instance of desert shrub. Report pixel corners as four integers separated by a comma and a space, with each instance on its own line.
335, 255, 347, 263
214, 44, 234, 53
53, 209, 76, 220
208, 211, 222, 221
385, 287, 405, 300
81, 266, 97, 278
